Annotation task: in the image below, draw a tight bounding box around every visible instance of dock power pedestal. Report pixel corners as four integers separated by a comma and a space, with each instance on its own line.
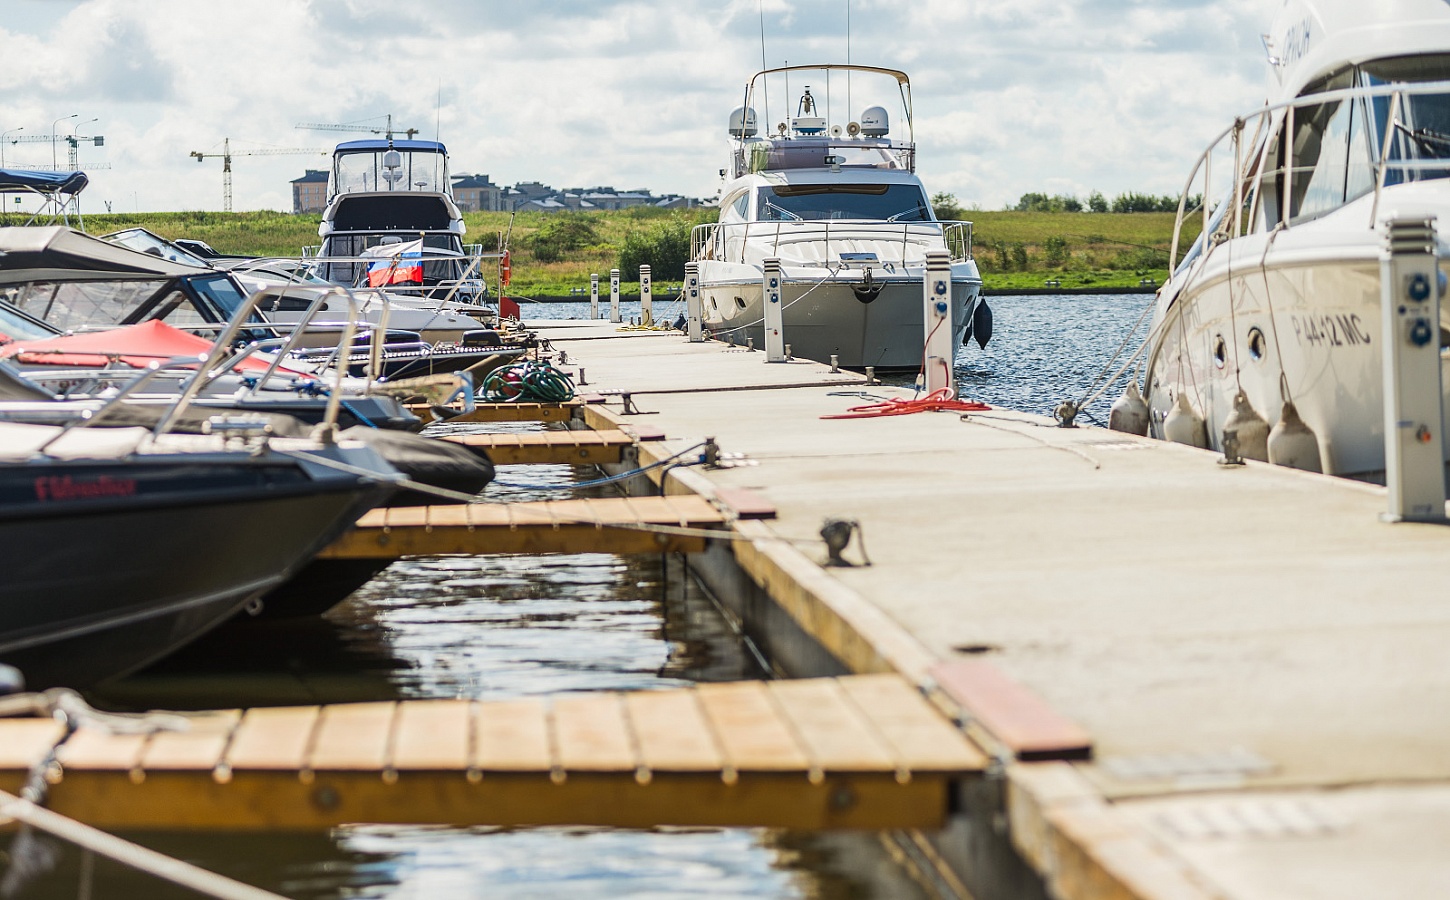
609, 268, 622, 324
684, 262, 703, 342
762, 257, 786, 362
590, 273, 600, 320
923, 250, 955, 396
1381, 215, 1447, 522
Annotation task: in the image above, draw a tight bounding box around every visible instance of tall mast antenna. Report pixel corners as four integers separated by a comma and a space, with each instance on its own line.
759, 0, 769, 127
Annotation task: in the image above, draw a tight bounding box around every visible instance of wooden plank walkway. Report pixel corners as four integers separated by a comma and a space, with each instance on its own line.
318, 495, 728, 558
442, 429, 643, 465
408, 402, 580, 425
0, 676, 986, 831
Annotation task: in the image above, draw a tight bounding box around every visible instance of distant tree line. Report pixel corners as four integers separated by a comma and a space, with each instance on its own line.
929, 191, 1201, 218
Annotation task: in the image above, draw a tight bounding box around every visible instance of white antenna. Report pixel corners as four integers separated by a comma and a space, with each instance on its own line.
846, 0, 852, 118
758, 0, 769, 126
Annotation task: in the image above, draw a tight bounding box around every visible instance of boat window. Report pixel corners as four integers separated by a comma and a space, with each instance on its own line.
1363, 55, 1450, 188
145, 289, 208, 327
332, 149, 449, 196
0, 303, 55, 342
755, 183, 932, 221
725, 192, 750, 220
2, 280, 168, 333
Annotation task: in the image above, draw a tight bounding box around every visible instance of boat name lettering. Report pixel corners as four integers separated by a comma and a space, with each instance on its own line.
1279, 17, 1312, 66
1290, 313, 1371, 348
34, 475, 138, 502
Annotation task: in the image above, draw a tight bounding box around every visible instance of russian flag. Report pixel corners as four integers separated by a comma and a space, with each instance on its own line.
362, 238, 425, 287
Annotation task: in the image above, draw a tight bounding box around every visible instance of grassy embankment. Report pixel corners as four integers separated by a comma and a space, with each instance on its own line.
78, 207, 1196, 295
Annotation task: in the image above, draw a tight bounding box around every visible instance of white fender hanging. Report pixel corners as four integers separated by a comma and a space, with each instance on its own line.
1222, 390, 1270, 462
1267, 399, 1323, 473
1108, 381, 1150, 436
1163, 393, 1208, 448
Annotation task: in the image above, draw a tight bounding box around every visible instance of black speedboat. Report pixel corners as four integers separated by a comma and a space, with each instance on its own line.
0, 420, 400, 688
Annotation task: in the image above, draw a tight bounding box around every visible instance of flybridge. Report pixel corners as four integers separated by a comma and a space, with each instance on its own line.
726, 65, 917, 178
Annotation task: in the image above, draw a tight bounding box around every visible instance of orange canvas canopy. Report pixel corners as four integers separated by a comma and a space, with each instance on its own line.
0, 319, 307, 376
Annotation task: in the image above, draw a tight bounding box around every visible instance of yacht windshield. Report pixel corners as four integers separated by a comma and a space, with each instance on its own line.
1, 280, 170, 333
333, 149, 448, 194
756, 184, 931, 221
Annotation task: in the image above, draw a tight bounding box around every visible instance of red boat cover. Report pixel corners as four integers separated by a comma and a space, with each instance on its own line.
0, 319, 307, 376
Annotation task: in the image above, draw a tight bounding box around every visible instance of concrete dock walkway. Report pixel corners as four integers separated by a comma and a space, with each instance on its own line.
535, 318, 1450, 900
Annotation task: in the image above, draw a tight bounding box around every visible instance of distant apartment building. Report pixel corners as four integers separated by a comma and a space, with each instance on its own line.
289, 170, 699, 214
291, 170, 329, 214
451, 173, 503, 211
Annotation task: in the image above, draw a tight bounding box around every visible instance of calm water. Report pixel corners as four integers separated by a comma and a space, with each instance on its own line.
12, 294, 1148, 899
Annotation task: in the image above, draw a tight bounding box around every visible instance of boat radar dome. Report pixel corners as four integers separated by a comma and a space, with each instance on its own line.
729, 107, 758, 138
859, 107, 889, 137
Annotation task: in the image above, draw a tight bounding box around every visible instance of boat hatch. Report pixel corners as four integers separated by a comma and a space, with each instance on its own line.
839, 252, 880, 264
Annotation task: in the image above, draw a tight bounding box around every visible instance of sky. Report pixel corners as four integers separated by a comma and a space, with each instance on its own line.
0, 0, 1273, 214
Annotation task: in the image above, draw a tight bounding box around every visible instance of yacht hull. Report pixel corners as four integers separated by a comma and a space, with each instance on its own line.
697, 274, 979, 370
0, 457, 390, 687
1146, 240, 1450, 478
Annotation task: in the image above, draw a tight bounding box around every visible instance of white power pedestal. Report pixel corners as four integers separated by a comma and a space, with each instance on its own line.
762, 257, 786, 362
923, 249, 955, 395
590, 273, 600, 320
685, 262, 703, 342
609, 268, 621, 323
640, 264, 653, 326
1381, 216, 1446, 522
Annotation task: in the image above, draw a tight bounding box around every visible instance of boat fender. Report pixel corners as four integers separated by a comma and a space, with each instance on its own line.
1266, 399, 1322, 473
1108, 381, 1150, 436
967, 299, 993, 349
1222, 390, 1269, 462
1162, 393, 1208, 448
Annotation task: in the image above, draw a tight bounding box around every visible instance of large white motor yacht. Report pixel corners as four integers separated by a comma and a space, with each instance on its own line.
1143, 0, 1450, 478
693, 66, 987, 370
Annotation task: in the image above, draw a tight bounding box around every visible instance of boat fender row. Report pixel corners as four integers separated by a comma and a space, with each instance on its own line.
962, 299, 993, 349
1155, 390, 1323, 473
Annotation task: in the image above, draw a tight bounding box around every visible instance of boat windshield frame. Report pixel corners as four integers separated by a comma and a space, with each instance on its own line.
330, 145, 450, 197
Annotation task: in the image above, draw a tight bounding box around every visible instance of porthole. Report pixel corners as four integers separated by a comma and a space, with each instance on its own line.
735, 296, 748, 310
1247, 327, 1267, 361
1212, 335, 1228, 369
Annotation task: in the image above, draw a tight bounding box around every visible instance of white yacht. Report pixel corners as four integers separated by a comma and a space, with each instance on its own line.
308, 138, 497, 322
692, 65, 987, 370
1142, 0, 1450, 478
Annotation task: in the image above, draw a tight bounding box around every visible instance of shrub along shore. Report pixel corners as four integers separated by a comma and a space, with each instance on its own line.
61, 206, 1196, 296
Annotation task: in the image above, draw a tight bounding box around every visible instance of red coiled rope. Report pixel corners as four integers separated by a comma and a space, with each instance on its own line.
820, 388, 990, 419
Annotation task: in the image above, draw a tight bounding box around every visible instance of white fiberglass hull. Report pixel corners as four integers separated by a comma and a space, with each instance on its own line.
697, 266, 980, 370
1145, 206, 1450, 479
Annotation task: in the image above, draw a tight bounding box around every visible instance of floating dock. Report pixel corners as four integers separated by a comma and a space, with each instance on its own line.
513, 319, 1450, 900
0, 676, 982, 831
7, 318, 1448, 899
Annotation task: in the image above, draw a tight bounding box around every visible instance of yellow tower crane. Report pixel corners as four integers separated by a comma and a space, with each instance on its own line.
188, 138, 326, 212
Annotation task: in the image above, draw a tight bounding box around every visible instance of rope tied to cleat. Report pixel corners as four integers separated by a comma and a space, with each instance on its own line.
820, 388, 990, 419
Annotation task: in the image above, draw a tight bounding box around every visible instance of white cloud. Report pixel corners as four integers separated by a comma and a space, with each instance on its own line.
0, 0, 1273, 214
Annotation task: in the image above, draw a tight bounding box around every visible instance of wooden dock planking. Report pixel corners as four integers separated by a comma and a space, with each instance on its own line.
0, 676, 983, 831
317, 495, 728, 558
392, 701, 471, 771
408, 402, 580, 425
473, 698, 553, 771
442, 429, 637, 465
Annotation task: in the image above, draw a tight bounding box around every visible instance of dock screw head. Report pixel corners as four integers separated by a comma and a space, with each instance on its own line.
311, 784, 341, 811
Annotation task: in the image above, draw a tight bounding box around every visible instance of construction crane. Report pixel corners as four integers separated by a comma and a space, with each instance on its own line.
189, 138, 326, 212
295, 114, 419, 142
5, 133, 105, 171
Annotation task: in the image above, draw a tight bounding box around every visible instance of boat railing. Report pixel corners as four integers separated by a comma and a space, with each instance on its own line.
690, 219, 973, 266
302, 250, 495, 307
1168, 77, 1450, 279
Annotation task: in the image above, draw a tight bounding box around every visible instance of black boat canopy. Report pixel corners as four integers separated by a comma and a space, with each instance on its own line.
0, 168, 88, 195
0, 226, 205, 285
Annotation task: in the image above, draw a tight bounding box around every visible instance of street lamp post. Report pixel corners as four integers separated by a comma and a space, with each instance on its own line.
51, 114, 77, 170
0, 126, 22, 168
